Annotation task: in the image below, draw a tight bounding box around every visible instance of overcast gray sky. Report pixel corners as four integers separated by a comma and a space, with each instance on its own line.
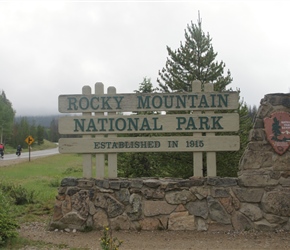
1, 1, 289, 116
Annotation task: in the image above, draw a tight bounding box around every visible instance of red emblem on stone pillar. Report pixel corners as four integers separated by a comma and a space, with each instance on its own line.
264, 111, 290, 155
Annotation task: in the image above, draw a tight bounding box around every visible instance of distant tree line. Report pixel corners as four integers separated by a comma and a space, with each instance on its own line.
14, 115, 61, 128
14, 116, 60, 145
247, 105, 258, 123
11, 117, 61, 148
0, 92, 60, 148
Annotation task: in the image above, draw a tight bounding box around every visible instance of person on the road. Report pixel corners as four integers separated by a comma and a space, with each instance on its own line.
16, 144, 22, 156
0, 143, 4, 159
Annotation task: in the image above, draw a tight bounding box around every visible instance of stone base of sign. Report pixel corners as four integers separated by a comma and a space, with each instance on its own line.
239, 93, 290, 187
50, 93, 290, 231
50, 176, 290, 232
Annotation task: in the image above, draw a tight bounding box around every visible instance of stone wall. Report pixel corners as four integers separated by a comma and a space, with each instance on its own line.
50, 93, 290, 232
50, 175, 290, 232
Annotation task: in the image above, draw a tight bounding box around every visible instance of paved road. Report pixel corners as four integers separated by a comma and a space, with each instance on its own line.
1, 147, 59, 161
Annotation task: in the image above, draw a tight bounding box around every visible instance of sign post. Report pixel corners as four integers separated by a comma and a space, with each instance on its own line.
25, 135, 34, 161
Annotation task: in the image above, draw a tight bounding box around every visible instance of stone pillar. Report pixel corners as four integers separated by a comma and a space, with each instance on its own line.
239, 93, 290, 187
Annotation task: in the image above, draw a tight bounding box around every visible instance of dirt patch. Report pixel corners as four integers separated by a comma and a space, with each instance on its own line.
18, 221, 290, 250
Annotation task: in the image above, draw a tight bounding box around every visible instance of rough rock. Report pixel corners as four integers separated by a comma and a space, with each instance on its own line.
233, 187, 264, 202
261, 191, 290, 216
165, 190, 196, 204
186, 200, 208, 219
92, 208, 108, 229
168, 211, 195, 230
239, 203, 263, 221
144, 200, 176, 216
207, 196, 231, 224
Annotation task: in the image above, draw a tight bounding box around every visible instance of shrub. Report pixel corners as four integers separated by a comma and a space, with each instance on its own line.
62, 166, 82, 175
0, 190, 18, 246
49, 177, 61, 187
0, 182, 37, 205
100, 226, 123, 250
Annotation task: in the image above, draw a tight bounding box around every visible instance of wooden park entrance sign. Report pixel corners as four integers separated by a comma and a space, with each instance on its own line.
58, 80, 240, 179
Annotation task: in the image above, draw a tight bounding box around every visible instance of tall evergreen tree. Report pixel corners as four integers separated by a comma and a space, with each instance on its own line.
11, 118, 30, 148
158, 14, 232, 92
156, 15, 251, 177
0, 90, 15, 144
49, 118, 59, 142
120, 16, 252, 178
36, 125, 44, 145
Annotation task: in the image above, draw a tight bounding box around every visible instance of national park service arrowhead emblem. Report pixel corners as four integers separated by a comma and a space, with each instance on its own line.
264, 111, 290, 155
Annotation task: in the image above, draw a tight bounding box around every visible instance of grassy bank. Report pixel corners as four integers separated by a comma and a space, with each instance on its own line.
0, 142, 99, 248
0, 153, 87, 228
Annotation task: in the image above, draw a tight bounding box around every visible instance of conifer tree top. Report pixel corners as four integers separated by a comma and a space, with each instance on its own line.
157, 14, 232, 93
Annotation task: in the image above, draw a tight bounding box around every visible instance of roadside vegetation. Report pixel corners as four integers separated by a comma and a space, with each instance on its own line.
0, 140, 84, 249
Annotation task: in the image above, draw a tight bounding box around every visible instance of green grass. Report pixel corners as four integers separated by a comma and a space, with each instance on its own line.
0, 150, 87, 228
0, 154, 83, 202
0, 141, 103, 249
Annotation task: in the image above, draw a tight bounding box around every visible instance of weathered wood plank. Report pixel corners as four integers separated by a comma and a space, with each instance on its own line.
107, 86, 117, 178
82, 85, 92, 178
95, 82, 105, 179
58, 92, 239, 113
59, 136, 240, 153
58, 113, 239, 135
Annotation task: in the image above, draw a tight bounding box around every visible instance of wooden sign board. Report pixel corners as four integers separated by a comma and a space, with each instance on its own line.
59, 113, 239, 135
58, 92, 239, 113
59, 136, 240, 153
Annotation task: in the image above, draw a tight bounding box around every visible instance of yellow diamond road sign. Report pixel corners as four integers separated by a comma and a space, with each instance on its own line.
25, 136, 34, 145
